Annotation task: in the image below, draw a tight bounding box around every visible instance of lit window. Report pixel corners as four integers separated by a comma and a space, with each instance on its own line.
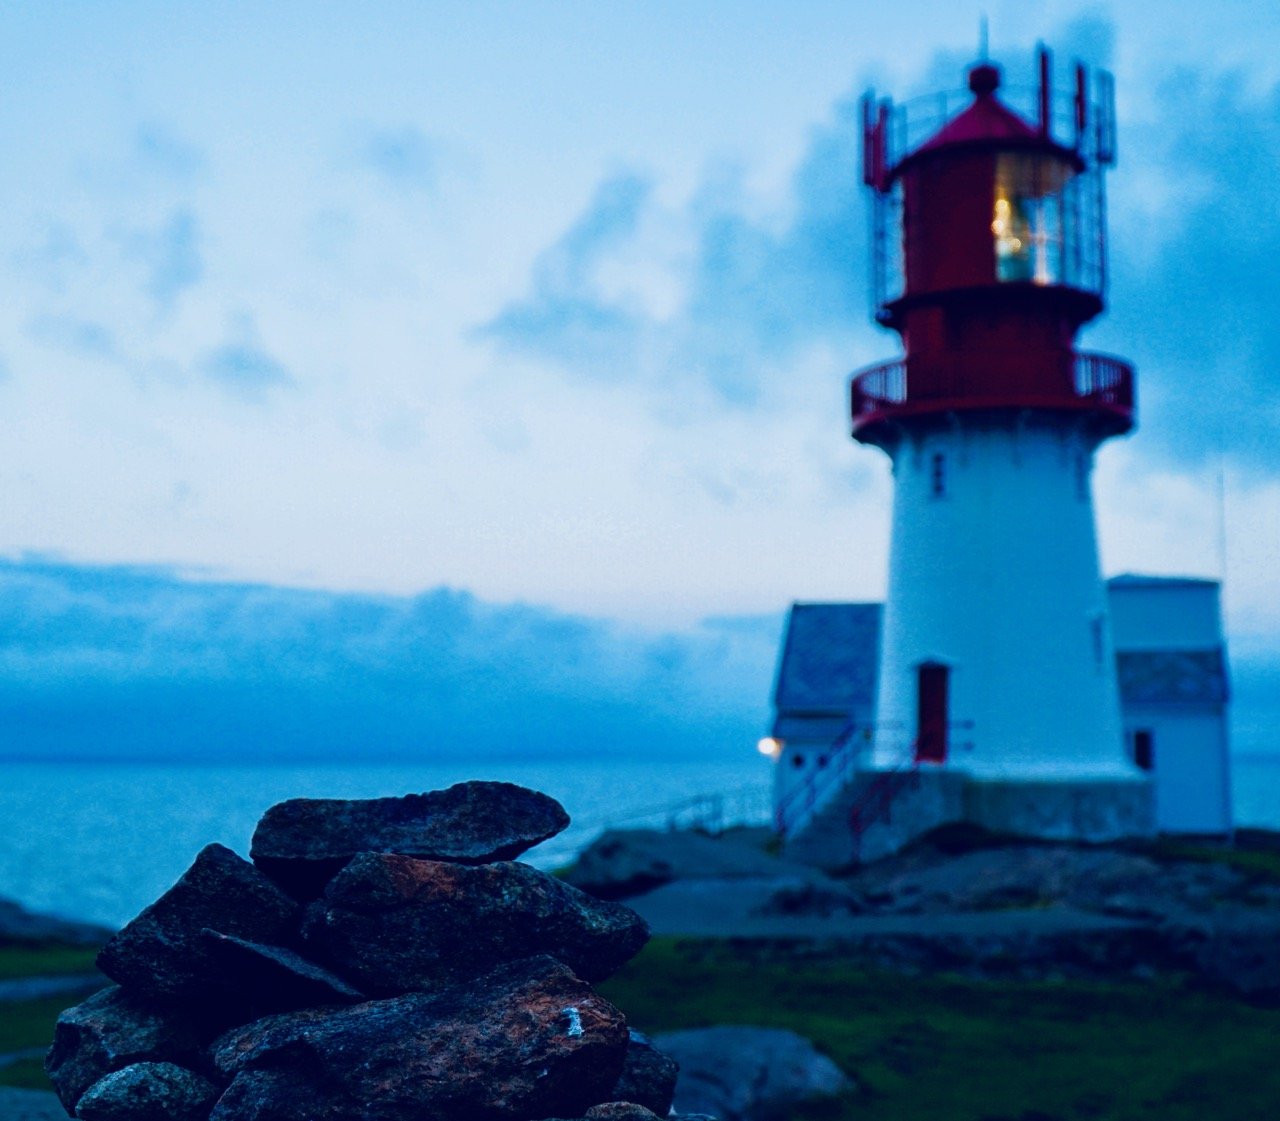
993, 154, 1070, 285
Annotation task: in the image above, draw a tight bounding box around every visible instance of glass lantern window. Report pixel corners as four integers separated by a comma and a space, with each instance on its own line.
992, 153, 1074, 285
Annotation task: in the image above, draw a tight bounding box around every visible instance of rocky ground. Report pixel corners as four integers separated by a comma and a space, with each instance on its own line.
566, 825, 1280, 1001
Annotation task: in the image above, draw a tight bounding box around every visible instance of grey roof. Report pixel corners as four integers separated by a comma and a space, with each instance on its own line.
772, 602, 881, 714
1116, 648, 1230, 705
1108, 573, 1220, 590
772, 714, 854, 742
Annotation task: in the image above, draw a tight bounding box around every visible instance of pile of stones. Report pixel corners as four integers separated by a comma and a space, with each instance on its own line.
45, 782, 701, 1121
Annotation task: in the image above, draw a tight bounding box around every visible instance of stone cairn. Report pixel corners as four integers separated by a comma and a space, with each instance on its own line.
46, 782, 703, 1121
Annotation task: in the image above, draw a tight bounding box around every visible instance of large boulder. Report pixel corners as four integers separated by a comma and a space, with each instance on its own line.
96, 845, 298, 1008
250, 782, 570, 897
303, 854, 649, 992
74, 1062, 220, 1121
655, 1026, 850, 1121
209, 954, 629, 1121
610, 1030, 678, 1117
45, 986, 210, 1114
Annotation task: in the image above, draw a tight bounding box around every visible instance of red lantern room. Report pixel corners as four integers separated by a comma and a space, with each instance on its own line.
852, 46, 1134, 444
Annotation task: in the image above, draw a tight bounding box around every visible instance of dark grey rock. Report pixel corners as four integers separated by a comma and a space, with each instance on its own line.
197, 930, 365, 1012
1161, 908, 1280, 1002
565, 828, 816, 901
0, 897, 113, 947
209, 954, 628, 1121
45, 986, 210, 1114
250, 782, 570, 896
96, 845, 298, 1007
303, 853, 649, 993
584, 1104, 667, 1120
654, 1026, 850, 1121
611, 1029, 678, 1117
74, 1061, 219, 1121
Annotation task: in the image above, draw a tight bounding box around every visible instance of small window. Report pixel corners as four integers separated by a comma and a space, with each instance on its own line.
930, 453, 946, 498
1090, 615, 1105, 670
1133, 730, 1154, 772
791, 753, 806, 769
816, 754, 828, 769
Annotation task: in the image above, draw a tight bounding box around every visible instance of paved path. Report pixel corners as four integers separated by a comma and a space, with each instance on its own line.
627, 876, 1143, 940
0, 1089, 62, 1121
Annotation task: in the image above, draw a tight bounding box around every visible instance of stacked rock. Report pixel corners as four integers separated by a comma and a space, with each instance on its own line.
46, 782, 692, 1121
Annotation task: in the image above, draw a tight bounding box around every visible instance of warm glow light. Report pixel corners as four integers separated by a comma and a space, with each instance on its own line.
757, 736, 782, 758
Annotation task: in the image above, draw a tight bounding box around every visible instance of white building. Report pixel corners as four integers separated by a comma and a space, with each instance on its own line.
769, 582, 1231, 859
766, 50, 1231, 865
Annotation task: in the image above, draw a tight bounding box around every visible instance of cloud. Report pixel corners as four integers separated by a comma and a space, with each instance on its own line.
0, 559, 781, 764
198, 317, 292, 394
124, 208, 203, 312
1098, 68, 1280, 472
26, 315, 119, 360
355, 126, 441, 192
479, 173, 650, 376
134, 124, 205, 181
480, 86, 870, 410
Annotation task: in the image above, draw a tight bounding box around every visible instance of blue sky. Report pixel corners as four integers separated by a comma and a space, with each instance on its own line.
0, 2, 1275, 761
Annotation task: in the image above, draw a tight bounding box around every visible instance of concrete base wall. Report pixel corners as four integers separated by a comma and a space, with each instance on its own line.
855, 769, 968, 865
963, 777, 1156, 842
784, 770, 1156, 870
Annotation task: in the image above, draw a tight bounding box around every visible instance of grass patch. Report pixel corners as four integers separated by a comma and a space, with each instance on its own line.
1149, 841, 1280, 881
600, 937, 1280, 1121
0, 943, 100, 979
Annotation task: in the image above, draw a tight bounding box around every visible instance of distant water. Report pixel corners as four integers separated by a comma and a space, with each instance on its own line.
0, 757, 773, 929
1, 753, 1277, 931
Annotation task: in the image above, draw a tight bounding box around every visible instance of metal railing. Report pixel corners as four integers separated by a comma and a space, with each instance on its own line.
773, 719, 861, 837
849, 350, 1134, 427
848, 742, 921, 858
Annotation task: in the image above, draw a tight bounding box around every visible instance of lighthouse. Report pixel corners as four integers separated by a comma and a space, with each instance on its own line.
769, 46, 1177, 866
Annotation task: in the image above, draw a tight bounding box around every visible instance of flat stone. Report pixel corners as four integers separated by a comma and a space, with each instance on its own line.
209, 954, 629, 1121
304, 854, 649, 993
45, 986, 209, 1114
74, 1061, 220, 1121
655, 1026, 850, 1121
197, 930, 365, 1012
610, 1030, 678, 1117
96, 845, 298, 1006
250, 782, 570, 896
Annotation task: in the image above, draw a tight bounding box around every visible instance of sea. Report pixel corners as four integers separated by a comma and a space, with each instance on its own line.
1, 753, 1277, 931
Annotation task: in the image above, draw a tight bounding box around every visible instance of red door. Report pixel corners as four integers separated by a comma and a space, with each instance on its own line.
915, 662, 949, 764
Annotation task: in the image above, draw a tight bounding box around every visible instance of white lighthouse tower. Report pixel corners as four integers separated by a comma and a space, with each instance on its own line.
775, 48, 1156, 865
853, 50, 1152, 840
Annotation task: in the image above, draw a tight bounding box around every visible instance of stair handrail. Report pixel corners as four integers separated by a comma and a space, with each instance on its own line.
848, 740, 920, 853
774, 718, 865, 837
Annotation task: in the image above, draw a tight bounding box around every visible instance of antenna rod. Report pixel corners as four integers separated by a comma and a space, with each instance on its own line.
979, 15, 989, 60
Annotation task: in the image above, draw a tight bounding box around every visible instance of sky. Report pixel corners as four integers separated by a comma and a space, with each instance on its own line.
0, 1, 1276, 762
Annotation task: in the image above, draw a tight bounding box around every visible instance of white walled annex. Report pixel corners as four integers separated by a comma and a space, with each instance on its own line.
1123, 706, 1231, 833
1108, 577, 1233, 835
870, 415, 1139, 782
